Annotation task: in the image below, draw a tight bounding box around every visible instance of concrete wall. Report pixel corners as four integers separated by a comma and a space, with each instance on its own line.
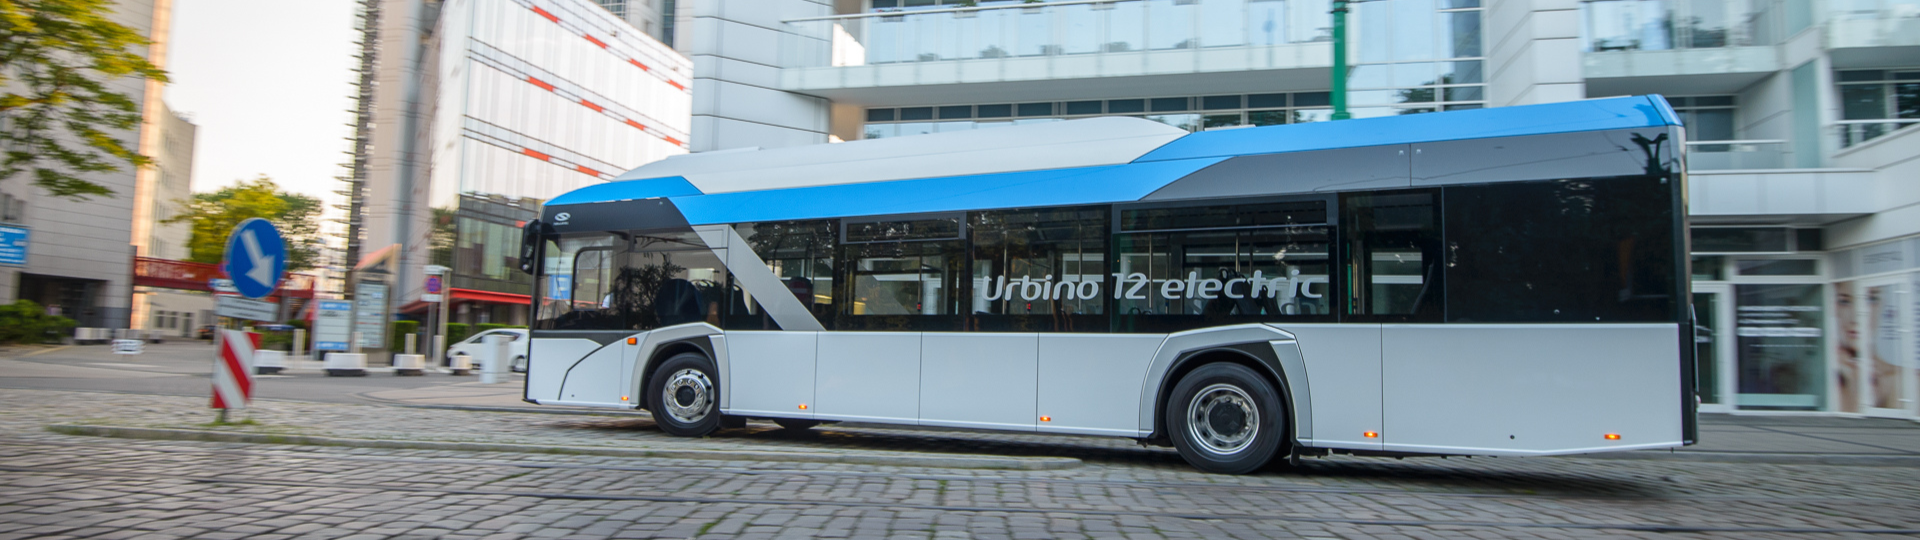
1825, 126, 1920, 250
1484, 0, 1584, 107
687, 0, 832, 151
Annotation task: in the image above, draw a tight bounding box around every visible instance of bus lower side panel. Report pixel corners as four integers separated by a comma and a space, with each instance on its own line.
533, 324, 1684, 456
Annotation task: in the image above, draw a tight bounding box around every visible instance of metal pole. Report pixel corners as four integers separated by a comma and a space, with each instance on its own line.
1331, 0, 1350, 121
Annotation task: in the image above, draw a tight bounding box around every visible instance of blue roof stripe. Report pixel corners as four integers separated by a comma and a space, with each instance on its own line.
668, 157, 1226, 225
1134, 96, 1678, 163
546, 176, 701, 206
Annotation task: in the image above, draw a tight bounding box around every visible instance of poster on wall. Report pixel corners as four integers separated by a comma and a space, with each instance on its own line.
1867, 284, 1902, 410
354, 282, 389, 349
1835, 281, 1860, 413
1736, 284, 1825, 410
312, 301, 352, 351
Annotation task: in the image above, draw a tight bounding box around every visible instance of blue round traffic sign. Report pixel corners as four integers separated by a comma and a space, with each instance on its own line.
222, 218, 288, 299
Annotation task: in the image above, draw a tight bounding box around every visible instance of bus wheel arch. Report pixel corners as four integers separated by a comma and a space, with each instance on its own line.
640, 339, 713, 414
1153, 346, 1296, 472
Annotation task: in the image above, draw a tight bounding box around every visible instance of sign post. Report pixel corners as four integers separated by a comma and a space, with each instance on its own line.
215, 218, 285, 421
423, 265, 449, 367
313, 300, 353, 353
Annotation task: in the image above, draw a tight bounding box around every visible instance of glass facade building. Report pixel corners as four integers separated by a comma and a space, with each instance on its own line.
413, 0, 691, 324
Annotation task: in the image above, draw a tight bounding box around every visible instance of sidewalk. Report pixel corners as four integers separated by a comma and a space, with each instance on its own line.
358, 381, 1920, 464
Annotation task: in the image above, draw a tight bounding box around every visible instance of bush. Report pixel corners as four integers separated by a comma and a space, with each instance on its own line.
445, 323, 470, 344
0, 300, 76, 344
475, 323, 513, 334
389, 320, 420, 352
258, 330, 293, 352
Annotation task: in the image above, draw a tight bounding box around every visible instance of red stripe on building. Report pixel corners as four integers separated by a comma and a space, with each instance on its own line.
664, 136, 683, 146
583, 34, 607, 48
577, 165, 600, 176
531, 6, 558, 22
523, 148, 551, 161
625, 119, 645, 130
667, 80, 686, 91
528, 77, 555, 91
628, 58, 650, 71
580, 99, 603, 112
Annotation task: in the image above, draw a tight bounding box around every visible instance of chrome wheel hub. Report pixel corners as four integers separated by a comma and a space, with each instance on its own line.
1187, 383, 1259, 455
662, 368, 713, 424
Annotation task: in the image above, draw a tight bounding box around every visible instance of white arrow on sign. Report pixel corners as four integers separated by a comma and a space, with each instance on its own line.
239, 229, 274, 285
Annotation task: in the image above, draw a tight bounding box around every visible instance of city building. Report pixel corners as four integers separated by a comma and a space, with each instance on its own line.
345, 0, 690, 334
685, 0, 1920, 419
0, 0, 178, 330
593, 0, 679, 46
130, 105, 214, 338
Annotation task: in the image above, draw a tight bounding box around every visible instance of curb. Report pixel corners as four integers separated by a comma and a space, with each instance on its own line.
1572, 449, 1920, 467
45, 424, 1083, 471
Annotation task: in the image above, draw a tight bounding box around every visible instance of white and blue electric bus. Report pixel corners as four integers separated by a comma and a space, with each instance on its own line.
517, 96, 1696, 473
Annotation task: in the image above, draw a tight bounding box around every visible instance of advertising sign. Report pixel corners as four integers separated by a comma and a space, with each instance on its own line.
0, 224, 27, 266
423, 274, 443, 303
313, 300, 352, 351
215, 295, 280, 322
354, 281, 388, 349
548, 274, 571, 301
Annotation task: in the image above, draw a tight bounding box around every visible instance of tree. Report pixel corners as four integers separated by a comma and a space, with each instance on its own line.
0, 0, 168, 199
164, 176, 323, 271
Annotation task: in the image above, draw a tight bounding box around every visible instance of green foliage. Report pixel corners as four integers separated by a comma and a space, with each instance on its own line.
445, 322, 470, 345
258, 329, 292, 352
389, 320, 419, 352
0, 299, 75, 343
0, 0, 168, 200
163, 176, 323, 271
474, 323, 513, 333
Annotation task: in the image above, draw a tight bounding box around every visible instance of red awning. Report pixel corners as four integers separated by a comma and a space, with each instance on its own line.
397, 287, 531, 314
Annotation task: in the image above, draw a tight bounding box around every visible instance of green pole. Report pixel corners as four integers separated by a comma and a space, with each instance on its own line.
1330, 0, 1350, 120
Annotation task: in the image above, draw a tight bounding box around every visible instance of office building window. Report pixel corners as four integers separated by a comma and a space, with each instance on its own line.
1836, 69, 1920, 146
861, 91, 1368, 139
1669, 95, 1736, 141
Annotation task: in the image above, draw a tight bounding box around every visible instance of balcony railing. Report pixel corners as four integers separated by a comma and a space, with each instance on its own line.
1580, 0, 1783, 52
782, 0, 1334, 69
1836, 119, 1919, 148
1686, 139, 1786, 170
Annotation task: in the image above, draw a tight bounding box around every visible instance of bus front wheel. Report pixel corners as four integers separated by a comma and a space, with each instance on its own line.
1165, 362, 1287, 474
649, 352, 722, 437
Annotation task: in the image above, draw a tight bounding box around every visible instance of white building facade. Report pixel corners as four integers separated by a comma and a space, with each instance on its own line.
685, 0, 1920, 419
354, 0, 691, 327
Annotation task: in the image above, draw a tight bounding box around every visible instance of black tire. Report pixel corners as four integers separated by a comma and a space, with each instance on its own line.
510, 356, 528, 373
648, 352, 722, 437
1164, 362, 1287, 474
773, 418, 820, 431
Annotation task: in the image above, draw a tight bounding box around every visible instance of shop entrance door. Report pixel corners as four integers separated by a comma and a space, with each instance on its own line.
1692, 284, 1734, 413
1858, 277, 1912, 418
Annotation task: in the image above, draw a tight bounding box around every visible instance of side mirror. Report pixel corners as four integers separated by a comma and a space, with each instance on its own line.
518, 220, 542, 275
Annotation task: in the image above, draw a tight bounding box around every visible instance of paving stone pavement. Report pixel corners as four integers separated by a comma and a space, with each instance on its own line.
2, 388, 1919, 539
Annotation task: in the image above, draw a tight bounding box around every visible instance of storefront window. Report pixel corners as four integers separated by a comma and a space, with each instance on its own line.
1735, 284, 1825, 410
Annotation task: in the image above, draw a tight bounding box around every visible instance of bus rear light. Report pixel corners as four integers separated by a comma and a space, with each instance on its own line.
627, 337, 638, 345
1363, 431, 1379, 438
1605, 433, 1621, 440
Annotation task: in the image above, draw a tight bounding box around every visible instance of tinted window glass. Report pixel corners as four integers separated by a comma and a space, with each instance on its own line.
899, 107, 934, 121
838, 240, 965, 331
1066, 101, 1102, 115
845, 216, 961, 243
1113, 226, 1335, 332
1343, 190, 1443, 321
1121, 200, 1327, 231
1150, 97, 1190, 112
1443, 177, 1678, 322
977, 104, 1013, 118
535, 232, 728, 330
969, 206, 1107, 332
731, 221, 837, 330
1736, 259, 1818, 276
1107, 99, 1145, 114
1693, 227, 1789, 252
938, 105, 971, 119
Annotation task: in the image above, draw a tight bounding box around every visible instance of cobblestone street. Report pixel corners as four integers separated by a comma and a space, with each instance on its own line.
1, 388, 1918, 539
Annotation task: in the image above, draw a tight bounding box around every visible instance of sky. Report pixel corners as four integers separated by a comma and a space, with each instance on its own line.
163, 0, 358, 217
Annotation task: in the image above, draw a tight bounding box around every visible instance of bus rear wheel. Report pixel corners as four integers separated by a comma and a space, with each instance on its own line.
1165, 362, 1286, 474
649, 352, 722, 437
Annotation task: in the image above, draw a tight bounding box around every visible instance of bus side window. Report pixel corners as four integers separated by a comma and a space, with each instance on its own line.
1342, 190, 1444, 321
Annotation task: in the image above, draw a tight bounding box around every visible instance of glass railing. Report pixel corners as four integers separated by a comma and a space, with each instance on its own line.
1686, 139, 1786, 169
1836, 119, 1919, 148
782, 0, 1335, 69
1581, 0, 1782, 52
1828, 0, 1920, 21
1825, 0, 1920, 48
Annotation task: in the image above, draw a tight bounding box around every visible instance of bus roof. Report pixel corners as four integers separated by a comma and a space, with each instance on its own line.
547, 95, 1679, 225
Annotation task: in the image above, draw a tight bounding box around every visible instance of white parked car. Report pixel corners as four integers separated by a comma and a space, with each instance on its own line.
446, 328, 529, 373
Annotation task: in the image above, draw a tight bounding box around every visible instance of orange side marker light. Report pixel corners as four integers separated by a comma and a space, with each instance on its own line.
798, 404, 808, 410
1604, 433, 1622, 440
1040, 416, 1052, 422
626, 337, 638, 345
620, 396, 629, 401
1363, 431, 1379, 438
